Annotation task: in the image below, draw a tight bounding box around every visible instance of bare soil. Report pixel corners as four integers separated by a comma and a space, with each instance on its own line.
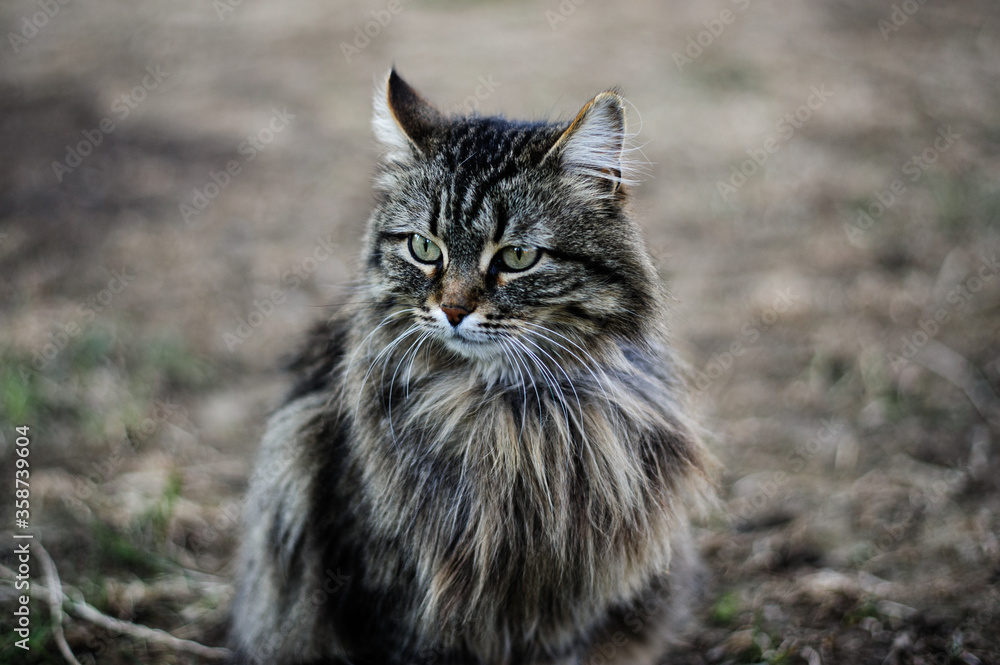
1, 1, 999, 663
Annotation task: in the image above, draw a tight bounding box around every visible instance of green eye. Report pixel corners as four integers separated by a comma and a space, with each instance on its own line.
409, 234, 442, 264
498, 246, 540, 272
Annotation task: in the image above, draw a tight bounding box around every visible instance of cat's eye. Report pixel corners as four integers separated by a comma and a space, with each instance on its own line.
409, 234, 442, 264
497, 246, 541, 272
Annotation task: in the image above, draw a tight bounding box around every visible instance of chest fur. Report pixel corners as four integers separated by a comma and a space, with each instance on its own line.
346, 375, 681, 652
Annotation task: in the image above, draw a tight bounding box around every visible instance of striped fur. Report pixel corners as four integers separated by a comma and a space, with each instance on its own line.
230, 70, 715, 665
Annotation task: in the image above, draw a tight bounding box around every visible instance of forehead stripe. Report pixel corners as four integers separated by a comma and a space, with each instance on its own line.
492, 200, 508, 244
429, 189, 441, 237
438, 127, 533, 236
461, 159, 519, 236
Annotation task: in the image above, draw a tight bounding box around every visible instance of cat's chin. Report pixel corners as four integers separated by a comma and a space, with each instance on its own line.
439, 338, 532, 387
439, 335, 503, 361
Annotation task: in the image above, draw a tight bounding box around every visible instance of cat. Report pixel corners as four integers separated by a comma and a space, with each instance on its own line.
229, 69, 716, 665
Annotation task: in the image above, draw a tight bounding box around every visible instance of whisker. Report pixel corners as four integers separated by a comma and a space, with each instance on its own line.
518, 333, 585, 432
404, 332, 433, 399
387, 330, 431, 444
509, 337, 570, 434
338, 308, 416, 419
506, 337, 563, 513
497, 337, 530, 438
519, 321, 616, 416
355, 322, 421, 416
505, 337, 546, 425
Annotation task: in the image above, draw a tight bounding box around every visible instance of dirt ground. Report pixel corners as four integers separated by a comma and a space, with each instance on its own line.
2, 0, 999, 663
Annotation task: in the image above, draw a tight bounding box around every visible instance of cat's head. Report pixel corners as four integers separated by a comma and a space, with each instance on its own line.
364, 70, 661, 370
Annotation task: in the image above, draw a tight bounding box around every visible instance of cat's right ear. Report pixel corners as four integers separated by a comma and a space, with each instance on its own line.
542, 91, 632, 196
373, 69, 443, 164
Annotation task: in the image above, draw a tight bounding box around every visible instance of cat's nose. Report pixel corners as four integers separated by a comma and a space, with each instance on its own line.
441, 304, 472, 327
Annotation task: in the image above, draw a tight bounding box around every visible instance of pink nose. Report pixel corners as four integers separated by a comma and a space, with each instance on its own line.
441, 304, 471, 327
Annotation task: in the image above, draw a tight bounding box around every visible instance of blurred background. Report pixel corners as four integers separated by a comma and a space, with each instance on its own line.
2, 0, 999, 662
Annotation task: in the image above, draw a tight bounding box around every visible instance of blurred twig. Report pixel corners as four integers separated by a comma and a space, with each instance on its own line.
37, 544, 83, 665
914, 340, 1000, 432
0, 546, 232, 662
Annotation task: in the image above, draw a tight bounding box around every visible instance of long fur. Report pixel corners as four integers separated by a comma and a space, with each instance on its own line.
231, 70, 715, 665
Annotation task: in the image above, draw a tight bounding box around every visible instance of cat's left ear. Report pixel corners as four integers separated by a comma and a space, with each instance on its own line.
373, 69, 443, 164
543, 91, 628, 194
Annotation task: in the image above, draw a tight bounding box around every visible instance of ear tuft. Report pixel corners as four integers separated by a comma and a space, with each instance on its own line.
544, 91, 635, 194
372, 69, 443, 164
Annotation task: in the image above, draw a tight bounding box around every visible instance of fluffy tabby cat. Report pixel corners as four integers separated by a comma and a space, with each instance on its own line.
230, 70, 715, 665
